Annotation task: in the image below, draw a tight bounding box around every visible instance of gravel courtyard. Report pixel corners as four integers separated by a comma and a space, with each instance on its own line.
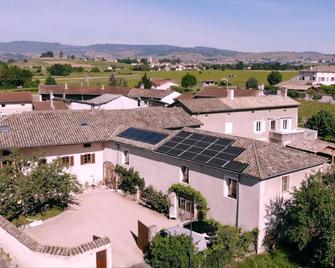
25, 190, 178, 268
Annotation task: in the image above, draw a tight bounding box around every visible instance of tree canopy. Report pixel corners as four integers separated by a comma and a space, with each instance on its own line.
109, 73, 128, 87
137, 73, 152, 89
45, 75, 57, 85
181, 73, 197, 89
265, 171, 335, 267
48, 64, 72, 76
305, 110, 335, 139
245, 77, 258, 89
267, 71, 282, 85
40, 51, 53, 58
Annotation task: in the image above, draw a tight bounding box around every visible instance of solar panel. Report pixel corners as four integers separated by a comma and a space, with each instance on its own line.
118, 127, 168, 145
154, 131, 247, 173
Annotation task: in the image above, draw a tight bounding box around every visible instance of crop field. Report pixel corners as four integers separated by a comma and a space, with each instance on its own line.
298, 100, 335, 122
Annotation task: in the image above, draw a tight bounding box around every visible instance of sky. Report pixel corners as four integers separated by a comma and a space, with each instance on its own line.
0, 0, 334, 53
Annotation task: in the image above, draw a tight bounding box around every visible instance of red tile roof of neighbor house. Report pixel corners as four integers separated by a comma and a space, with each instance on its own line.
151, 79, 175, 86
301, 65, 335, 73
128, 88, 175, 99
194, 87, 259, 98
33, 101, 69, 111
0, 92, 33, 104
39, 85, 132, 96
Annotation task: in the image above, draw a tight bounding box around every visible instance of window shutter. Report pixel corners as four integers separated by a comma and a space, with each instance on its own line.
70, 156, 74, 166
80, 155, 84, 165
92, 153, 95, 164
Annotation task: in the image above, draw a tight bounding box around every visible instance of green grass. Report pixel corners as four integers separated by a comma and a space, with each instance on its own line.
229, 251, 298, 268
298, 100, 335, 123
11, 208, 63, 226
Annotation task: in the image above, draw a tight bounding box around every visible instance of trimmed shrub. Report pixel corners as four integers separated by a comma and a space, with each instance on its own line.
142, 186, 170, 214
114, 165, 144, 195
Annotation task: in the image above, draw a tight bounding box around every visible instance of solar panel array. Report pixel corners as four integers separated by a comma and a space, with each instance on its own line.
117, 127, 168, 145
155, 131, 248, 172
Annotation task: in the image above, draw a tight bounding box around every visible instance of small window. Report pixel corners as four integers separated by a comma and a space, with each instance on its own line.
80, 153, 95, 165
270, 120, 276, 130
61, 156, 74, 166
181, 166, 189, 183
227, 179, 237, 199
282, 119, 288, 130
123, 150, 129, 165
83, 143, 91, 148
255, 121, 263, 133
1, 104, 5, 108
282, 176, 290, 192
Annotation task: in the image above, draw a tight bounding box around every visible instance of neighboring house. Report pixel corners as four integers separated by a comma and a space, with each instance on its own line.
298, 65, 335, 86
33, 100, 69, 111
39, 84, 132, 101
63, 94, 138, 110
0, 92, 33, 116
128, 88, 181, 107
194, 87, 259, 99
276, 76, 317, 91
151, 79, 179, 90
0, 113, 327, 253
201, 80, 216, 88
175, 89, 303, 144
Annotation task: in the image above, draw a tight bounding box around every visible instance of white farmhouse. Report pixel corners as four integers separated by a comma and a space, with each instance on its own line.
151, 79, 179, 90
299, 65, 335, 85
0, 92, 33, 116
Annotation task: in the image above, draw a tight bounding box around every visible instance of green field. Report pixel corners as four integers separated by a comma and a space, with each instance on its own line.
298, 100, 335, 123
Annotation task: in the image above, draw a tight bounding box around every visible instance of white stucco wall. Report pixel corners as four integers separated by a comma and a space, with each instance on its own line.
194, 107, 299, 141
0, 225, 112, 268
161, 92, 181, 105
69, 96, 138, 110
0, 103, 33, 116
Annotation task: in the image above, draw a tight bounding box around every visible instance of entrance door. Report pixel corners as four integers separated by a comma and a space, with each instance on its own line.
103, 161, 117, 189
93, 235, 107, 268
178, 196, 194, 221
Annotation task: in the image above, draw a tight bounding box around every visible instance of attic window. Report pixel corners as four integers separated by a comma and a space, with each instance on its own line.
80, 119, 89, 126
0, 126, 10, 133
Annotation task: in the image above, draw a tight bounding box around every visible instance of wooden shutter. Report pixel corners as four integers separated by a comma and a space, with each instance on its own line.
80, 155, 84, 165
92, 153, 95, 164
70, 156, 74, 166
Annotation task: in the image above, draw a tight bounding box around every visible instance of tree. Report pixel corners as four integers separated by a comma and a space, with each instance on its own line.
40, 51, 53, 58
49, 64, 72, 76
137, 73, 152, 89
265, 172, 335, 267
0, 151, 81, 221
0, 62, 37, 88
235, 61, 244, 70
45, 75, 57, 85
245, 77, 258, 89
181, 73, 197, 89
70, 55, 76, 60
267, 71, 282, 85
305, 110, 335, 138
108, 73, 128, 87
90, 67, 100, 73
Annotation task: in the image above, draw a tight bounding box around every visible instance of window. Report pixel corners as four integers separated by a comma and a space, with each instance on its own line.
1, 104, 5, 107
331, 77, 335, 81
321, 77, 325, 82
181, 166, 189, 183
227, 179, 237, 199
123, 150, 129, 165
282, 119, 288, 130
80, 153, 95, 165
61, 156, 74, 166
301, 76, 305, 80
270, 120, 276, 130
2, 150, 11, 156
225, 122, 233, 134
83, 143, 91, 148
137, 100, 141, 107
255, 121, 264, 133
282, 176, 290, 192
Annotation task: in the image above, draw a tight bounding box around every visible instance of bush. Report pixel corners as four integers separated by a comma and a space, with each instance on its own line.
49, 64, 72, 76
169, 183, 208, 219
267, 71, 282, 85
146, 234, 196, 268
114, 165, 145, 195
287, 89, 305, 99
90, 67, 100, 73
245, 77, 258, 89
142, 186, 170, 214
305, 110, 335, 138
199, 244, 231, 267
45, 75, 57, 85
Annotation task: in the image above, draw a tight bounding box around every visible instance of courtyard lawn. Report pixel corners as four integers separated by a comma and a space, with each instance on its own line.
298, 100, 335, 123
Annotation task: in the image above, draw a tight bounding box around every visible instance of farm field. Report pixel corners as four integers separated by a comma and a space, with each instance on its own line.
298, 100, 335, 123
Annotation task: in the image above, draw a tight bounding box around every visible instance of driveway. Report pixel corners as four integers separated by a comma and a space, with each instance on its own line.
25, 190, 178, 267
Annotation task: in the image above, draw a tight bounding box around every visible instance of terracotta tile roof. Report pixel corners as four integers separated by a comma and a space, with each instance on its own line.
194, 87, 258, 98
128, 88, 175, 99
177, 95, 299, 114
301, 65, 335, 73
0, 107, 201, 149
287, 139, 335, 155
39, 85, 132, 96
151, 79, 176, 86
115, 127, 325, 180
33, 101, 69, 111
0, 215, 110, 256
0, 92, 33, 104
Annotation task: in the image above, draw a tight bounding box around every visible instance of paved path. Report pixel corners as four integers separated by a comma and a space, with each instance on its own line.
26, 190, 177, 267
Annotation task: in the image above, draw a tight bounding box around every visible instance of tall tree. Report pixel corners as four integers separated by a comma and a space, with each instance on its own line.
137, 73, 152, 89
305, 110, 335, 138
109, 73, 128, 87
235, 61, 244, 70
267, 71, 282, 85
245, 77, 258, 89
45, 75, 57, 85
181, 73, 197, 89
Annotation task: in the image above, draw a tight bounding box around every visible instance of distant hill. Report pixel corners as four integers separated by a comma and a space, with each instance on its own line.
0, 41, 333, 62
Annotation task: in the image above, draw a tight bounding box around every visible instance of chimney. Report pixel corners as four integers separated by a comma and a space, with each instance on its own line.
140, 83, 145, 89
64, 83, 68, 90
101, 84, 105, 90
310, 66, 313, 71
227, 88, 234, 100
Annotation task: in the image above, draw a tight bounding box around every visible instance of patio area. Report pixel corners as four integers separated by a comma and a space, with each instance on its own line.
25, 189, 178, 268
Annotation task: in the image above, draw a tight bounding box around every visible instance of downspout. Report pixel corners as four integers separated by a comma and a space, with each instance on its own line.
235, 173, 240, 228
